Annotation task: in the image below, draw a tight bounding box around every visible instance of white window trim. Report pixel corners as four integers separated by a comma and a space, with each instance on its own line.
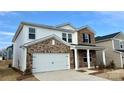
29, 27, 36, 39
62, 33, 67, 41
62, 33, 72, 43
68, 33, 72, 43
83, 33, 90, 43
52, 39, 55, 45
119, 40, 123, 49
112, 39, 124, 49
120, 53, 123, 68
112, 39, 115, 50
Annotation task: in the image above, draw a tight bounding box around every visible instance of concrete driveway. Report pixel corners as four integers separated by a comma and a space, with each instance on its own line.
34, 70, 109, 81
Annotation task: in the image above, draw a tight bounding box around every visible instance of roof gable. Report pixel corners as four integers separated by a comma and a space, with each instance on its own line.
56, 23, 76, 31
114, 32, 124, 39
77, 25, 95, 34
95, 32, 121, 42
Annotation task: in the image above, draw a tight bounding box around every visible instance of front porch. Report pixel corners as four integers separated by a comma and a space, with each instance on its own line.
71, 45, 106, 70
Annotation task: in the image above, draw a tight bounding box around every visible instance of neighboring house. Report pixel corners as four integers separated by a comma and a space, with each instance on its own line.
96, 32, 124, 68
6, 45, 13, 60
12, 22, 106, 73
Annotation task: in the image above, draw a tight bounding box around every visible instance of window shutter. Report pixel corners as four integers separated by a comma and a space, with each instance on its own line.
83, 33, 85, 42
89, 34, 91, 43
114, 40, 120, 49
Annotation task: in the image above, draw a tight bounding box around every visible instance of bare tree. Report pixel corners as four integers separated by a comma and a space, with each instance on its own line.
0, 48, 7, 59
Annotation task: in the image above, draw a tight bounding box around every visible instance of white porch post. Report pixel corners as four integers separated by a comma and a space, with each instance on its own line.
120, 53, 123, 68
102, 50, 106, 66
87, 49, 91, 69
74, 49, 78, 70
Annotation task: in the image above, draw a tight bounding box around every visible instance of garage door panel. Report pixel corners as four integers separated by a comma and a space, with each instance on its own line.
32, 53, 69, 73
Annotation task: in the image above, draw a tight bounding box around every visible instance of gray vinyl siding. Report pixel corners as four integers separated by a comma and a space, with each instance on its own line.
113, 39, 124, 50
113, 39, 120, 49
96, 40, 121, 68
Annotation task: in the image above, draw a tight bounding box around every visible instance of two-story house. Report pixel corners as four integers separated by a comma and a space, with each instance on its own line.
96, 32, 124, 68
12, 22, 106, 74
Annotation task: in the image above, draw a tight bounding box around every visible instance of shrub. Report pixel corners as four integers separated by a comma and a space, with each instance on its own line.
110, 60, 115, 69
93, 61, 97, 69
121, 77, 124, 80
106, 60, 116, 69
98, 63, 105, 70
8, 64, 12, 68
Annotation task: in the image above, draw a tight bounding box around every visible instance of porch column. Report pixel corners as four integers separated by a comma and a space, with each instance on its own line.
74, 49, 78, 70
87, 49, 91, 69
102, 50, 106, 66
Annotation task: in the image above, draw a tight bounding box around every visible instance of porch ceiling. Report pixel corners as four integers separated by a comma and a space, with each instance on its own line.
71, 45, 105, 50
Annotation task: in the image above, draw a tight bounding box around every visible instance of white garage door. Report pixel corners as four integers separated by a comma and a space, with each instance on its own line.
32, 53, 70, 73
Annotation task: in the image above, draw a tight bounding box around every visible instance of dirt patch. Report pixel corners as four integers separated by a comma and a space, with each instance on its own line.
89, 69, 110, 75
93, 69, 124, 81
22, 76, 39, 81
0, 60, 39, 81
17, 74, 39, 81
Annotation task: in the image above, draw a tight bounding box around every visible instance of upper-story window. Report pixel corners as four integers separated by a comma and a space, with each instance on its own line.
68, 34, 72, 43
62, 33, 72, 43
83, 33, 91, 43
29, 28, 35, 39
62, 33, 67, 41
120, 41, 123, 48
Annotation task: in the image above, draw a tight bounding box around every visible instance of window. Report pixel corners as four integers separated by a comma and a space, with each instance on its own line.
83, 33, 91, 43
52, 39, 55, 45
120, 41, 123, 48
62, 33, 67, 41
83, 53, 92, 62
62, 33, 73, 43
29, 28, 35, 39
68, 34, 72, 43
83, 53, 87, 62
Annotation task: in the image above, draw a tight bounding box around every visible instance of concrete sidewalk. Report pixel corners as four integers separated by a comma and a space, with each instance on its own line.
34, 70, 109, 81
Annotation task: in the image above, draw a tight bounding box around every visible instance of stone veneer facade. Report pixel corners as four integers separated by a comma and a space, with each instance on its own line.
78, 50, 96, 67
78, 28, 96, 45
26, 38, 97, 74
26, 38, 74, 73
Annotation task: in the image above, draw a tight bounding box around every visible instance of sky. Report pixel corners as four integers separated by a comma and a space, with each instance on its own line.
0, 11, 124, 49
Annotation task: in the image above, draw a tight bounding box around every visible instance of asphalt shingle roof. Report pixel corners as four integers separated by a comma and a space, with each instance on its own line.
95, 32, 121, 41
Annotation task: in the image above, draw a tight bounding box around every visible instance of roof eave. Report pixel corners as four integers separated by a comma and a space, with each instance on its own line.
96, 32, 121, 43
77, 25, 96, 34
55, 23, 77, 30
22, 34, 71, 48
113, 32, 121, 38
12, 22, 75, 42
12, 23, 24, 42
96, 38, 112, 43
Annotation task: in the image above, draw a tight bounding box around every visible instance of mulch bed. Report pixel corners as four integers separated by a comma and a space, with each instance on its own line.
76, 70, 86, 72
89, 69, 117, 75
17, 74, 35, 81
11, 67, 24, 75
